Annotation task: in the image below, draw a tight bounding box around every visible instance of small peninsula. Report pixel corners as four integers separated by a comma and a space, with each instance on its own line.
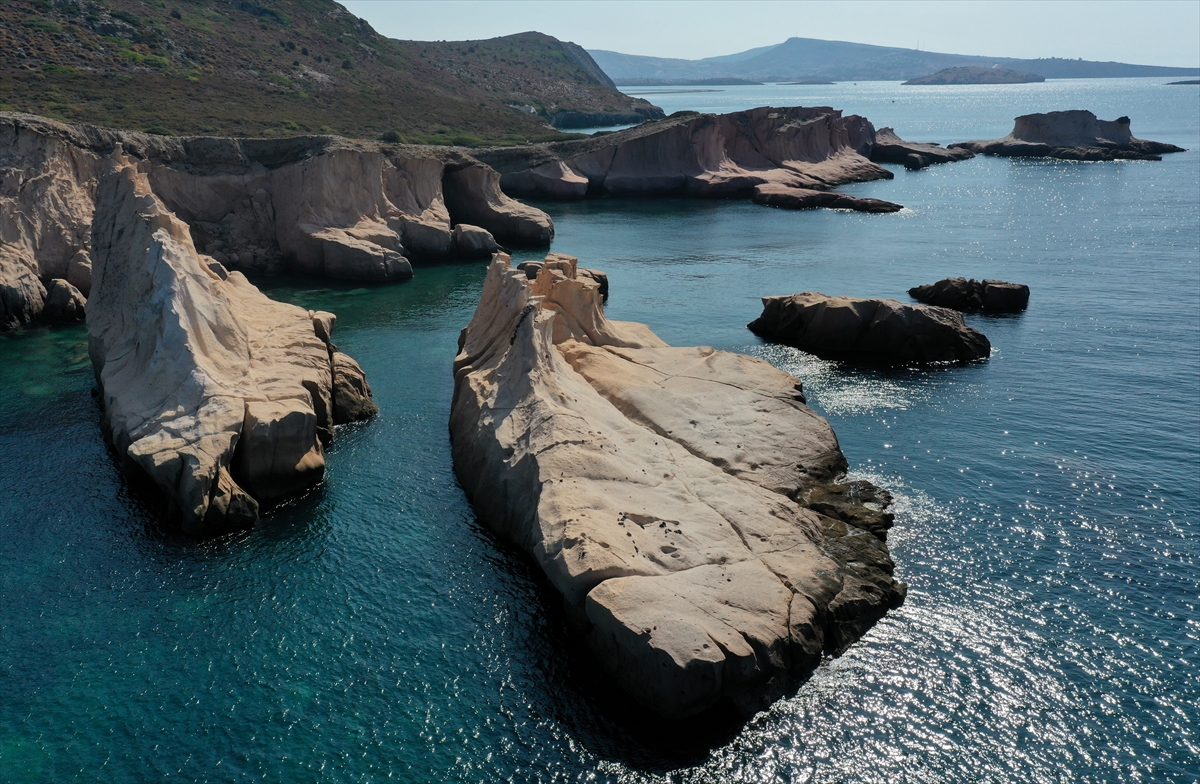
903, 66, 1046, 85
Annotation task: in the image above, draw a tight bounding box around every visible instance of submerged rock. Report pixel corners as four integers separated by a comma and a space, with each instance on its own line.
909, 277, 1030, 313
748, 292, 991, 363
450, 254, 905, 719
870, 127, 975, 165
951, 110, 1185, 160
87, 152, 377, 534
752, 183, 903, 213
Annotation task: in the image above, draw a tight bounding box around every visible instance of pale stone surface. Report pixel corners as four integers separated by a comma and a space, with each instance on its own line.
87, 153, 376, 534
451, 223, 501, 258
451, 254, 905, 718
749, 291, 992, 363
485, 106, 893, 202
951, 110, 1185, 160
67, 249, 92, 296
0, 248, 46, 330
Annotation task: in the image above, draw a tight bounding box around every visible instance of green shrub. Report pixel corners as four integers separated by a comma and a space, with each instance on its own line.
21, 18, 63, 33
380, 130, 402, 143
41, 64, 81, 77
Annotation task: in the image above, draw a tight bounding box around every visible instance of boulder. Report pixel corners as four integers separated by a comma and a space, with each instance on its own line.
951, 111, 1186, 160
332, 351, 379, 424
0, 249, 46, 330
748, 292, 991, 363
870, 127, 975, 165
87, 152, 376, 534
908, 277, 1030, 313
904, 153, 930, 170
67, 249, 93, 296
752, 183, 903, 213
41, 278, 86, 324
450, 254, 905, 719
451, 223, 501, 259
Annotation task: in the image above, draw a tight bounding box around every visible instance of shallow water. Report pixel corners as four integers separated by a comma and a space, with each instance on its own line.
1, 79, 1197, 782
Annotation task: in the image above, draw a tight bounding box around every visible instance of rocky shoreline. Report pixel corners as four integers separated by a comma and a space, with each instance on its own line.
450, 254, 905, 719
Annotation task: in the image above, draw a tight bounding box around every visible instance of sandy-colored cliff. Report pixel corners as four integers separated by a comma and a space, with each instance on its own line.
450, 255, 904, 718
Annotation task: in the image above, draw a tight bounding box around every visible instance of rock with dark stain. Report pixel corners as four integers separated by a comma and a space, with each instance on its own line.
909, 277, 1030, 313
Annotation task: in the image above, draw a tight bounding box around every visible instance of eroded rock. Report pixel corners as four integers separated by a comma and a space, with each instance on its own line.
87, 152, 376, 534
752, 183, 903, 213
41, 278, 86, 324
870, 127, 975, 165
749, 292, 991, 363
909, 277, 1030, 313
951, 110, 1185, 160
450, 254, 905, 719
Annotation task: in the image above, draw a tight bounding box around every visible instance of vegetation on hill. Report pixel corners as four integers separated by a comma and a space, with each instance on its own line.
0, 0, 658, 143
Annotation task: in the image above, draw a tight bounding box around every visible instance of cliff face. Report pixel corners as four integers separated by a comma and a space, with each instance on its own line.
88, 152, 376, 534
0, 111, 554, 330
450, 255, 905, 719
951, 111, 1186, 160
476, 106, 891, 201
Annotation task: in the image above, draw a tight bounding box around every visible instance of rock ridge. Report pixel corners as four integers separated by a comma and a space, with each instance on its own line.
450, 254, 905, 719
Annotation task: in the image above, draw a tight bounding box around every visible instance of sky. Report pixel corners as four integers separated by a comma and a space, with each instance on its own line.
342, 0, 1200, 68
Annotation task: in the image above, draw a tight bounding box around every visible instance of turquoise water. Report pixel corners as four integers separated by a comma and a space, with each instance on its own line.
1, 80, 1198, 782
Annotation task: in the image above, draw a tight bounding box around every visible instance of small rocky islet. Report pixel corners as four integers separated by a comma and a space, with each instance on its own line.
0, 99, 1183, 719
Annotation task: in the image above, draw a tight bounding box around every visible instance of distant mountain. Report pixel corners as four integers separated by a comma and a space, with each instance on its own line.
904, 66, 1046, 85
590, 37, 1200, 83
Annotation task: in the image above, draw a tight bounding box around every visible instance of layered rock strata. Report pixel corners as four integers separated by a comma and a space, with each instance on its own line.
88, 152, 377, 534
951, 111, 1185, 161
749, 292, 991, 363
869, 127, 976, 165
477, 106, 892, 204
451, 254, 905, 719
909, 277, 1030, 313
0, 111, 554, 329
752, 183, 903, 213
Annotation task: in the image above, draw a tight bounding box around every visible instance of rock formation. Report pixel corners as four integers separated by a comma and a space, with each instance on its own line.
87, 152, 377, 534
749, 292, 991, 363
869, 127, 975, 166
476, 106, 893, 207
752, 183, 902, 213
951, 111, 1186, 161
0, 111, 555, 329
450, 254, 905, 719
909, 277, 1030, 313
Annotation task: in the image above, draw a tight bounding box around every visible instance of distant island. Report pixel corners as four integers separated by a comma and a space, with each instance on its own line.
590, 37, 1200, 83
779, 80, 837, 85
614, 78, 763, 86
1167, 79, 1200, 85
904, 66, 1046, 85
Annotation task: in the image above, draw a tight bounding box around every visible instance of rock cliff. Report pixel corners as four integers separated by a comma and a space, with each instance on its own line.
951, 111, 1186, 161
0, 111, 555, 329
476, 106, 893, 205
450, 254, 905, 719
88, 152, 376, 534
749, 292, 992, 363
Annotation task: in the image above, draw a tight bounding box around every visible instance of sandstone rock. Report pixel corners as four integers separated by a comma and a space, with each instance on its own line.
67, 249, 93, 296
752, 183, 903, 213
41, 278, 86, 324
904, 153, 930, 170
749, 292, 991, 363
951, 110, 1186, 160
87, 152, 375, 534
450, 254, 905, 718
483, 106, 893, 203
0, 249, 46, 330
451, 223, 501, 259
443, 163, 555, 246
332, 351, 379, 424
870, 127, 975, 165
909, 277, 1030, 313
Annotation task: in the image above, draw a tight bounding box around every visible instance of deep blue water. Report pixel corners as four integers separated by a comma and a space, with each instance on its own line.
1, 80, 1197, 782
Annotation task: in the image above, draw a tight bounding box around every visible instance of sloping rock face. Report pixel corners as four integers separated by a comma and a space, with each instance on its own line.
0, 111, 555, 329
909, 277, 1030, 313
451, 255, 905, 719
478, 106, 892, 202
870, 127, 975, 165
951, 111, 1185, 161
749, 292, 991, 363
753, 183, 902, 213
88, 153, 376, 534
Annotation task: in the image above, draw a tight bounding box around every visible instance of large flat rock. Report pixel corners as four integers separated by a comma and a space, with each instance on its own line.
450, 254, 905, 719
951, 110, 1185, 161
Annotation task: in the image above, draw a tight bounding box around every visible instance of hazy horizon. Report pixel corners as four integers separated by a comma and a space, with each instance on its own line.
342, 1, 1200, 70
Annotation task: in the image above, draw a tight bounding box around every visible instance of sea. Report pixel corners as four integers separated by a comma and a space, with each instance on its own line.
1, 78, 1197, 783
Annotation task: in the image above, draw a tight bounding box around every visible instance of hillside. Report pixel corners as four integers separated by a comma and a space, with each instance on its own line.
903, 66, 1045, 85
591, 37, 1200, 83
0, 0, 661, 142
